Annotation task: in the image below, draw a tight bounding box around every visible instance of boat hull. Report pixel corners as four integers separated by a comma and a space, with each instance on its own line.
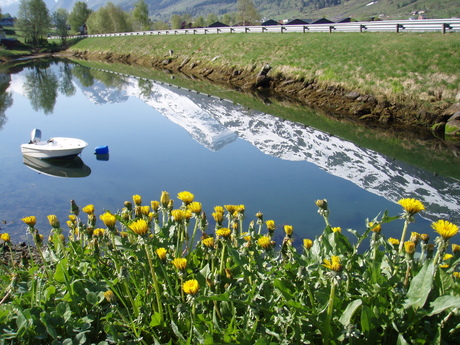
21, 137, 88, 159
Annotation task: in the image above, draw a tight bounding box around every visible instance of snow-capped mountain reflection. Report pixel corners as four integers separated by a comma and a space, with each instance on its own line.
75, 70, 460, 223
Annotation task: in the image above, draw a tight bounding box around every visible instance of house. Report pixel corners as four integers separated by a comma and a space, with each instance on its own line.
336, 17, 352, 23
0, 17, 15, 27
261, 19, 281, 26
285, 19, 311, 25
310, 18, 333, 24
207, 22, 229, 28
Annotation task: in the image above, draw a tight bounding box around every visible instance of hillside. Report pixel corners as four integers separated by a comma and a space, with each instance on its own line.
2, 0, 459, 22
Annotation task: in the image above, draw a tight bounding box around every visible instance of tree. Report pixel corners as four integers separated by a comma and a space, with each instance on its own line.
236, 0, 260, 25
52, 8, 68, 46
206, 13, 218, 26
86, 2, 131, 34
69, 1, 92, 34
132, 0, 150, 31
193, 16, 205, 28
17, 0, 51, 47
170, 14, 182, 29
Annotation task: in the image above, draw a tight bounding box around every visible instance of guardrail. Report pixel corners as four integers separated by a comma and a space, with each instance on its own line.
51, 18, 460, 39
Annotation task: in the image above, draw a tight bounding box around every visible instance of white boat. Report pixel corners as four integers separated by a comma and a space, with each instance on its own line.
23, 155, 91, 178
21, 129, 88, 159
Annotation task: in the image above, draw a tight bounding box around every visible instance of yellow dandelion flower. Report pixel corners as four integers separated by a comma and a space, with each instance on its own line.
1, 233, 11, 242
216, 228, 231, 238
257, 235, 272, 249
432, 220, 459, 240
156, 248, 167, 260
151, 200, 160, 212
225, 205, 237, 214
212, 211, 224, 224
331, 227, 342, 233
182, 279, 199, 295
129, 219, 149, 236
93, 228, 105, 236
22, 216, 37, 227
453, 272, 460, 279
172, 257, 187, 270
241, 232, 251, 242
104, 290, 116, 303
284, 225, 293, 236
139, 205, 150, 216
202, 237, 215, 248
120, 231, 128, 238
100, 212, 116, 229
47, 215, 60, 228
82, 204, 95, 215
303, 239, 313, 250
66, 220, 74, 229
439, 264, 449, 268
236, 205, 245, 214
214, 206, 225, 214
68, 214, 76, 223
323, 255, 343, 272
388, 237, 400, 246
398, 198, 425, 216
443, 254, 453, 261
404, 241, 416, 254
177, 191, 194, 205
171, 209, 186, 223
187, 201, 202, 215
132, 194, 142, 206
266, 220, 275, 231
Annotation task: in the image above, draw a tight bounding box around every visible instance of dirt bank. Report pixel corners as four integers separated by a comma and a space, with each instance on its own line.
65, 50, 460, 137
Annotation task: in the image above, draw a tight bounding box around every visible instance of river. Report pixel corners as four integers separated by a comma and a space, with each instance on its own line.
0, 58, 459, 246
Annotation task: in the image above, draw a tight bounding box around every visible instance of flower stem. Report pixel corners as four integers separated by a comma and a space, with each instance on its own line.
398, 219, 409, 253
324, 281, 336, 345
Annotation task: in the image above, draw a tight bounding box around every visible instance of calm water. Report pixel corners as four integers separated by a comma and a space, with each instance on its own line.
0, 59, 459, 244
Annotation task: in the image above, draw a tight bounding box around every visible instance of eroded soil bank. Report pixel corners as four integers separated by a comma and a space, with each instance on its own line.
66, 49, 460, 140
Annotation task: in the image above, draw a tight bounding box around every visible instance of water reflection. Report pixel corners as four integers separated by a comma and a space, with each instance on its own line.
0, 73, 13, 129
70, 65, 460, 224
2, 60, 460, 228
22, 156, 91, 178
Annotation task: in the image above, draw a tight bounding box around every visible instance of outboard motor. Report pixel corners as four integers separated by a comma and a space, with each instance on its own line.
30, 129, 42, 144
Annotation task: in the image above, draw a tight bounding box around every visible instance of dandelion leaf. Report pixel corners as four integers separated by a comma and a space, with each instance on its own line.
427, 295, 460, 316
404, 261, 435, 310
339, 299, 362, 326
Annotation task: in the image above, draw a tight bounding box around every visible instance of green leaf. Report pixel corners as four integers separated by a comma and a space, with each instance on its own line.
339, 299, 362, 326
397, 334, 409, 345
428, 295, 460, 316
360, 306, 372, 333
150, 312, 162, 327
273, 278, 294, 300
54, 258, 69, 283
44, 286, 56, 302
86, 291, 98, 305
404, 261, 435, 310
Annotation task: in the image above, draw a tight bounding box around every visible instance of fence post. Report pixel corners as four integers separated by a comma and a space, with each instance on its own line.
245, 27, 250, 33
329, 25, 335, 33
303, 26, 308, 33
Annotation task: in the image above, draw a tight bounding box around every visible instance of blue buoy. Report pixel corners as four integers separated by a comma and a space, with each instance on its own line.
95, 145, 109, 155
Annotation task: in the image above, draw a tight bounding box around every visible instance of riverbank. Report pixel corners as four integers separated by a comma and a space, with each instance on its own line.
62, 32, 460, 137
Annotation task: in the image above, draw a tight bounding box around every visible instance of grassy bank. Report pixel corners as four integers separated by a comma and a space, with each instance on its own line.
1, 194, 459, 344
67, 32, 460, 105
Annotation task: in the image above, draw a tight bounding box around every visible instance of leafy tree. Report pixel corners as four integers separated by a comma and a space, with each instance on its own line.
68, 1, 92, 34
58, 63, 76, 97
206, 13, 218, 26
132, 0, 150, 31
52, 8, 69, 46
170, 14, 182, 29
236, 0, 260, 25
86, 2, 132, 34
221, 12, 237, 26
153, 20, 169, 30
23, 64, 58, 114
16, 0, 51, 47
193, 16, 205, 28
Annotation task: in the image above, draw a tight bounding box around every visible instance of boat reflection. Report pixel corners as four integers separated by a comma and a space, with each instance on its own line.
22, 155, 91, 178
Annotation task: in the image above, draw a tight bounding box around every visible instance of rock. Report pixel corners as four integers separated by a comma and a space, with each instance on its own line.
258, 63, 271, 77
445, 111, 460, 137
190, 62, 198, 69
345, 91, 360, 100
443, 103, 460, 116
161, 58, 172, 65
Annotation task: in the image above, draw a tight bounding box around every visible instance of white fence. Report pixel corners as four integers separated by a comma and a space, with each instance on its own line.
52, 18, 460, 39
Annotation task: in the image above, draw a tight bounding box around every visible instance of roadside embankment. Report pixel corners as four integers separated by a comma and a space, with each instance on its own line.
64, 32, 460, 138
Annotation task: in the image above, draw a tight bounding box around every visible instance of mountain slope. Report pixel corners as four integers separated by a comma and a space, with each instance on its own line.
1, 0, 459, 22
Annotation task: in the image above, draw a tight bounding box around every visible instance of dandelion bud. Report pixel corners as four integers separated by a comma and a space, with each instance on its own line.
151, 201, 160, 212
284, 225, 293, 236
410, 232, 421, 245
70, 200, 79, 216
167, 199, 174, 210
453, 272, 460, 280
452, 244, 460, 255
160, 191, 170, 207
421, 233, 430, 243
370, 222, 381, 233
388, 237, 399, 248
404, 241, 416, 259
132, 194, 142, 206
225, 268, 232, 279
47, 215, 60, 228
315, 199, 328, 210
124, 201, 133, 211
266, 220, 275, 232
303, 239, 313, 250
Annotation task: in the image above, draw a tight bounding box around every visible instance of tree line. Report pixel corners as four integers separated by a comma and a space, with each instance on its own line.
4, 0, 260, 48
